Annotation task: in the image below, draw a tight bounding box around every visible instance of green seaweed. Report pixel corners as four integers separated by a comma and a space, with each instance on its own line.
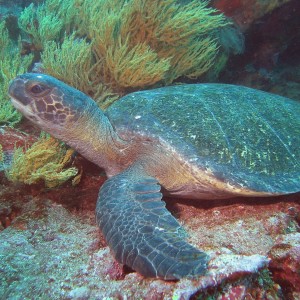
0, 21, 33, 126
18, 2, 64, 51
257, 269, 275, 290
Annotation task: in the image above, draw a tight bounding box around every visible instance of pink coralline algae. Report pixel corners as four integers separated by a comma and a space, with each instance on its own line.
269, 233, 300, 293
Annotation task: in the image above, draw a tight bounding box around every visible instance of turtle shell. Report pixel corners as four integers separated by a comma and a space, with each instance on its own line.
106, 84, 300, 194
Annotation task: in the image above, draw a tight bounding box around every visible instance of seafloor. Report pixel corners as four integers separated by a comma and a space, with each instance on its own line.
1, 160, 300, 299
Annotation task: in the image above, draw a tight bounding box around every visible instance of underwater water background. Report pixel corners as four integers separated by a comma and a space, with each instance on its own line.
0, 0, 300, 299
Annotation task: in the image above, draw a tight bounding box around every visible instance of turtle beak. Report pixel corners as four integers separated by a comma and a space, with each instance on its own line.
9, 77, 32, 106
9, 77, 37, 122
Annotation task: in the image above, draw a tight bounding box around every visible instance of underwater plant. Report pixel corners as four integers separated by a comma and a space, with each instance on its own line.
41, 33, 118, 109
18, 1, 65, 51
19, 0, 231, 102
5, 134, 79, 188
0, 21, 33, 126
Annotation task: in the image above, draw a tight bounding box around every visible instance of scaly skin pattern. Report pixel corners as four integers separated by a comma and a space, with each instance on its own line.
96, 165, 208, 280
8, 73, 300, 279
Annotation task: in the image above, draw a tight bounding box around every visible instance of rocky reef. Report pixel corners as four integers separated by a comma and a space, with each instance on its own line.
0, 126, 300, 299
0, 0, 300, 299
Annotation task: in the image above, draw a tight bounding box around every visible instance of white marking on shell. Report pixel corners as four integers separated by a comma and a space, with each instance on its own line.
155, 227, 164, 231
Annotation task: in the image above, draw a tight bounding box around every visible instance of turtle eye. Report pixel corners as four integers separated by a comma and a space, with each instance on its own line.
28, 83, 49, 96
30, 84, 47, 94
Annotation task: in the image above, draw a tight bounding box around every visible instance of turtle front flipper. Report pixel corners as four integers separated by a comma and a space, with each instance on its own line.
96, 165, 209, 280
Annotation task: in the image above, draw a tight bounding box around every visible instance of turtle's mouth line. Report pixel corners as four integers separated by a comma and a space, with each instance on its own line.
10, 97, 40, 124
10, 97, 33, 115
10, 97, 24, 109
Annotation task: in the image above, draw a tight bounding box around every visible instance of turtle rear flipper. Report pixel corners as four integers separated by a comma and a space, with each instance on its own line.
96, 165, 209, 280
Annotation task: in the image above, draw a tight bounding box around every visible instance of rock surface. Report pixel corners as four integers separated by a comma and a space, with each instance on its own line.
1, 1, 300, 299
269, 232, 300, 297
218, 0, 300, 102
212, 0, 291, 30
0, 164, 299, 298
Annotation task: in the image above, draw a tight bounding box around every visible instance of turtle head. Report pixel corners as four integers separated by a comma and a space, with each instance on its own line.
9, 73, 99, 139
9, 73, 127, 171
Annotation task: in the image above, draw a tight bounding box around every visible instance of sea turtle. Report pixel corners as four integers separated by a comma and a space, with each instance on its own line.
9, 73, 300, 280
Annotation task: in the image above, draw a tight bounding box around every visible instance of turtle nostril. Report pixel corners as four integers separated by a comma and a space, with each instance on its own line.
8, 78, 24, 97
8, 79, 32, 105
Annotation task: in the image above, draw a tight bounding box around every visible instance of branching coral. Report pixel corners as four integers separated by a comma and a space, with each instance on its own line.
18, 2, 64, 51
0, 21, 33, 126
6, 134, 79, 188
103, 39, 171, 88
18, 0, 87, 50
78, 0, 230, 89
20, 0, 231, 102
41, 34, 118, 109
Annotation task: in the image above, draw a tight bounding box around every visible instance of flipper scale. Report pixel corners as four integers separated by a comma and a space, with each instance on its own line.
96, 165, 208, 280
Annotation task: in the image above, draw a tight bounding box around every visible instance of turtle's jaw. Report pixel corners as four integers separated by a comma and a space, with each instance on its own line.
9, 77, 32, 105
10, 96, 42, 125
9, 75, 55, 128
9, 77, 36, 119
9, 79, 47, 127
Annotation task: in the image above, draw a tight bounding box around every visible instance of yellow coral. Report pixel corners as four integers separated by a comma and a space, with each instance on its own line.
6, 134, 79, 188
259, 0, 290, 18
41, 34, 118, 109
86, 0, 230, 88
20, 0, 230, 105
104, 38, 171, 89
